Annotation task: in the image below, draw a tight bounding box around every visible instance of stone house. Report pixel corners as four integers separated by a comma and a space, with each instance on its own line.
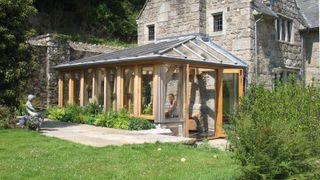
137, 0, 319, 87
36, 0, 318, 138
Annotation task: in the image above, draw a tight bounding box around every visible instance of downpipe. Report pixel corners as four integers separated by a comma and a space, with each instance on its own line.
254, 15, 263, 82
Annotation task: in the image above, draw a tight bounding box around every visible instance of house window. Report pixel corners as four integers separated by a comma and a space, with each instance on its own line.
213, 13, 223, 32
148, 25, 155, 41
276, 17, 293, 42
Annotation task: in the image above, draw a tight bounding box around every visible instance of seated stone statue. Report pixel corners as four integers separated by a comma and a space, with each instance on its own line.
26, 95, 45, 117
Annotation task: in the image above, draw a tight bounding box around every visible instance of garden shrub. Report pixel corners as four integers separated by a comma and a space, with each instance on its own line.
62, 105, 83, 122
227, 83, 320, 179
95, 110, 118, 127
112, 109, 130, 129
47, 106, 66, 121
0, 105, 14, 129
128, 117, 155, 130
83, 100, 102, 116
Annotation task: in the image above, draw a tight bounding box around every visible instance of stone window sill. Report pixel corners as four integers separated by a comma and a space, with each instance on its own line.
277, 40, 298, 46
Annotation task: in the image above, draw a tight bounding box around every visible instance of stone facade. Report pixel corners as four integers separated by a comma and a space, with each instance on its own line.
304, 30, 320, 86
28, 34, 119, 106
138, 0, 206, 45
137, 0, 318, 87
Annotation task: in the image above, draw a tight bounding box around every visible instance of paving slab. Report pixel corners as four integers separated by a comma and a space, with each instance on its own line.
40, 120, 195, 147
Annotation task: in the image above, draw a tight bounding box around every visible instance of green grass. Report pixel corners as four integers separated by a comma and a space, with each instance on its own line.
0, 129, 239, 180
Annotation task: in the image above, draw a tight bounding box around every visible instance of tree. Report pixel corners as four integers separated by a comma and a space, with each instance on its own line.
0, 0, 37, 107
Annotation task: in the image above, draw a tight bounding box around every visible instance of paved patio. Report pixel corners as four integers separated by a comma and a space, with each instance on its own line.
40, 120, 195, 147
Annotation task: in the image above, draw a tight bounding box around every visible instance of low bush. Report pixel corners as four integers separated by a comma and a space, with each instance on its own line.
0, 105, 14, 129
227, 83, 320, 179
47, 106, 66, 121
62, 105, 83, 122
95, 110, 118, 127
128, 117, 155, 130
47, 104, 155, 131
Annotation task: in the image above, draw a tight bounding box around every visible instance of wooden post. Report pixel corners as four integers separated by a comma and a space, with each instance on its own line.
68, 72, 75, 105
58, 72, 64, 107
79, 70, 85, 106
116, 67, 123, 110
185, 64, 190, 137
215, 68, 225, 138
239, 69, 244, 98
134, 66, 140, 115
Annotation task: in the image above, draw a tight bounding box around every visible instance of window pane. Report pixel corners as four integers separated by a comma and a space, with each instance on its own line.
213, 13, 223, 32
123, 67, 135, 113
277, 19, 281, 40
287, 21, 292, 42
188, 68, 216, 138
105, 68, 117, 111
223, 74, 239, 123
282, 19, 286, 41
165, 66, 182, 120
141, 67, 153, 115
74, 72, 80, 105
148, 25, 155, 41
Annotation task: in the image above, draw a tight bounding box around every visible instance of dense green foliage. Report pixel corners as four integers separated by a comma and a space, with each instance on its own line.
128, 117, 156, 130
0, 0, 37, 107
228, 83, 320, 179
33, 0, 146, 42
47, 105, 155, 130
0, 105, 14, 128
0, 129, 239, 179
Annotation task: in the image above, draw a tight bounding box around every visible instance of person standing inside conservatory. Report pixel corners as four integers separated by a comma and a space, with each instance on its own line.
165, 94, 178, 118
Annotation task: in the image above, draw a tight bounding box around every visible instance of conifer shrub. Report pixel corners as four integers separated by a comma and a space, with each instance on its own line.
227, 83, 320, 179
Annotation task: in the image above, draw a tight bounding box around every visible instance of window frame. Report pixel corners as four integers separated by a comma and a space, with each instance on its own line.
276, 16, 294, 43
213, 12, 223, 32
147, 24, 155, 41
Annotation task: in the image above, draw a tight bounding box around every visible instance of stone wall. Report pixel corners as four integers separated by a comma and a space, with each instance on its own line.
137, 0, 206, 45
27, 34, 119, 106
304, 30, 320, 86
206, 0, 254, 82
255, 0, 305, 86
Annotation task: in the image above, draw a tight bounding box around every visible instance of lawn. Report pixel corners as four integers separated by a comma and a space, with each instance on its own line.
0, 129, 239, 180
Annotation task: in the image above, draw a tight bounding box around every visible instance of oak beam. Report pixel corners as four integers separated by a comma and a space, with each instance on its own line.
116, 67, 123, 110
79, 70, 85, 106
239, 69, 244, 98
68, 72, 75, 105
185, 64, 190, 137
215, 68, 225, 138
58, 72, 64, 107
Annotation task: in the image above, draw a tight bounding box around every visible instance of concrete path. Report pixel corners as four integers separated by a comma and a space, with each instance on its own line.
40, 120, 195, 147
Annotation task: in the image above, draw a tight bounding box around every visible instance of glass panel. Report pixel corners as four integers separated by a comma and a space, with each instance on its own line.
63, 73, 69, 105
96, 69, 104, 106
282, 19, 286, 41
223, 73, 239, 123
188, 68, 216, 138
123, 67, 135, 114
165, 65, 182, 120
74, 72, 80, 105
85, 69, 93, 104
141, 67, 153, 115
105, 68, 117, 111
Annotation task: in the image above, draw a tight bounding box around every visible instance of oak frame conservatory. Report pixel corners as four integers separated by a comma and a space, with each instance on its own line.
55, 35, 247, 138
